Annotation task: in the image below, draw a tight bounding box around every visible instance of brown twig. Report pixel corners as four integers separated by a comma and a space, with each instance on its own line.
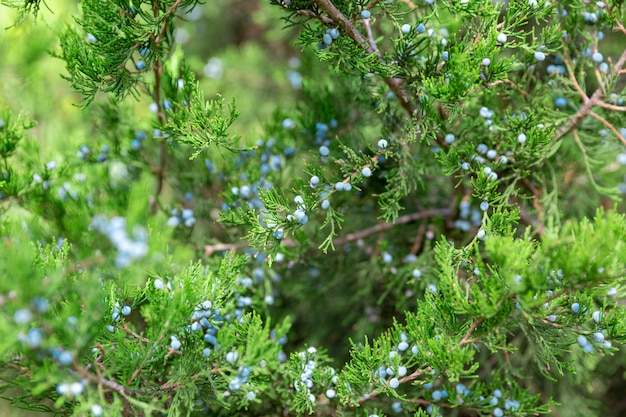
149, 0, 182, 213
555, 33, 626, 140
122, 323, 150, 343
312, 0, 416, 116
205, 208, 452, 255
333, 208, 452, 246
74, 360, 135, 396
296, 9, 335, 24
459, 317, 485, 346
597, 101, 626, 112
588, 111, 626, 145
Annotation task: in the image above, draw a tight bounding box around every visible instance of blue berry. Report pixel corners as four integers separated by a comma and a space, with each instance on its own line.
401, 24, 411, 34
121, 306, 131, 316
416, 23, 425, 33
131, 139, 141, 150
497, 33, 507, 44
444, 133, 455, 143
389, 378, 400, 389
58, 351, 73, 366
362, 167, 372, 177
361, 10, 371, 19
534, 51, 546, 61
26, 328, 43, 348
226, 351, 239, 364
493, 389, 502, 398
229, 378, 241, 391
273, 229, 284, 239
323, 33, 332, 45
592, 52, 603, 63
432, 390, 442, 401
321, 200, 330, 209
442, 51, 449, 61
329, 28, 339, 39
91, 404, 103, 416
398, 341, 409, 351
56, 383, 70, 395
592, 311, 602, 323
554, 97, 567, 108
136, 61, 146, 70
170, 337, 181, 350
319, 146, 330, 156
378, 139, 388, 148
571, 302, 580, 313
283, 118, 295, 130
494, 407, 503, 417
593, 332, 605, 343
13, 308, 33, 324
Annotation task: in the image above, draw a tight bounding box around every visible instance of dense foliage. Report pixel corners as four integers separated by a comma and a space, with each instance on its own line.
0, 0, 626, 416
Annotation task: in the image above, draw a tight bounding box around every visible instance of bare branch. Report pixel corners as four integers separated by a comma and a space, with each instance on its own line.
588, 111, 626, 146
311, 0, 416, 116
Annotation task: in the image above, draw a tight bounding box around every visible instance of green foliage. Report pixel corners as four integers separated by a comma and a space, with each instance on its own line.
0, 0, 626, 416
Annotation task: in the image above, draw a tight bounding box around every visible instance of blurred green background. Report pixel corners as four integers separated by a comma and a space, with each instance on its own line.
0, 0, 303, 414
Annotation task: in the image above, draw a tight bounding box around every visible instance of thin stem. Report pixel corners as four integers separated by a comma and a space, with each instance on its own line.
333, 208, 452, 246
149, 0, 182, 213
588, 111, 626, 145
312, 0, 416, 116
204, 207, 452, 255
555, 45, 626, 140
